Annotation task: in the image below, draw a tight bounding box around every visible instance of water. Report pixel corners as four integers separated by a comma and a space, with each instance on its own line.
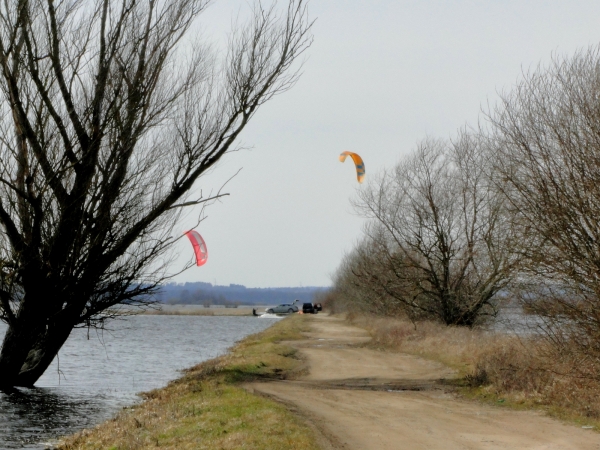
258, 313, 284, 319
492, 304, 545, 335
0, 315, 279, 449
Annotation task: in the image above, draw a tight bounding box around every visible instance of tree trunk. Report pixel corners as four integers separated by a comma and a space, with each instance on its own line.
0, 310, 46, 387
15, 321, 74, 386
0, 318, 75, 387
0, 282, 78, 387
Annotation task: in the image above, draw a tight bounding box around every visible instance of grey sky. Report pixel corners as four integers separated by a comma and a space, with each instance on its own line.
171, 0, 600, 288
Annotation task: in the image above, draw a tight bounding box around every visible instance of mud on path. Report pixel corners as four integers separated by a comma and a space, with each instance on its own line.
245, 315, 600, 450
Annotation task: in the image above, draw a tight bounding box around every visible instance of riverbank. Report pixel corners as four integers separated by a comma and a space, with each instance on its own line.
56, 315, 323, 449
56, 313, 600, 449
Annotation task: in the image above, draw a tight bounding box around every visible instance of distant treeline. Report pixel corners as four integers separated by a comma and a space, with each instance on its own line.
154, 282, 328, 306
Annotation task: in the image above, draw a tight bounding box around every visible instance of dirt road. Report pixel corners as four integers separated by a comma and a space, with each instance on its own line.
245, 315, 600, 449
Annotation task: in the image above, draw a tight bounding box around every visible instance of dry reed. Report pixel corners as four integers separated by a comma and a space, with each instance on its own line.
347, 313, 600, 424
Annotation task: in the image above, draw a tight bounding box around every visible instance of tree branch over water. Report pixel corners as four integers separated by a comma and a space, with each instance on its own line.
0, 0, 313, 387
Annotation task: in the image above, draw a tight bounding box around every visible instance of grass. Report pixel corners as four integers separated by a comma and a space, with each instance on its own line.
57, 315, 320, 450
346, 313, 600, 430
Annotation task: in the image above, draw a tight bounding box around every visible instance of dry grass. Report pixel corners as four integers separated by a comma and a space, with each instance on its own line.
57, 315, 320, 450
347, 313, 600, 428
347, 314, 500, 374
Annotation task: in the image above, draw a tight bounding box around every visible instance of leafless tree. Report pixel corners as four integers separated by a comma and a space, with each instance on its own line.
355, 132, 518, 326
488, 46, 600, 376
0, 0, 312, 387
329, 233, 413, 318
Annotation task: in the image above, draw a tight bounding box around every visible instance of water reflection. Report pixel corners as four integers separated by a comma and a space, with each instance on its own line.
0, 387, 111, 449
0, 315, 277, 449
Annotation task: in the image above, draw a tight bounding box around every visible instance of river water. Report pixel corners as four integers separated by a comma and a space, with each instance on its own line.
0, 315, 280, 449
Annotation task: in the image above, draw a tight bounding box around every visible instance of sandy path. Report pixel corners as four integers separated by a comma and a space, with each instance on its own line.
245, 315, 600, 450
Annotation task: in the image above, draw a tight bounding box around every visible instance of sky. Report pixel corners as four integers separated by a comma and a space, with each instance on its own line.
170, 0, 600, 288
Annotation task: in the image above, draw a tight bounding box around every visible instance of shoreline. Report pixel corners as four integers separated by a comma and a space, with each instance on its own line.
138, 304, 272, 316
132, 304, 308, 317
55, 315, 321, 449
53, 312, 600, 449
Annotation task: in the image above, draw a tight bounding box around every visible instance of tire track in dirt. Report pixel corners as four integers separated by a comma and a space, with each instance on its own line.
245, 315, 600, 450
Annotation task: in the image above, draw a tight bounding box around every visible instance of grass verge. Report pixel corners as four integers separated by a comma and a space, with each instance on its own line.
57, 315, 320, 450
346, 313, 600, 430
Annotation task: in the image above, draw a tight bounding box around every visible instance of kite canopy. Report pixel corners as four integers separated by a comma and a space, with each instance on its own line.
184, 230, 208, 266
339, 151, 365, 183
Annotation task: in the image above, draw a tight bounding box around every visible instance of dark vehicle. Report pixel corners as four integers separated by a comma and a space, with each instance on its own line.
302, 303, 317, 314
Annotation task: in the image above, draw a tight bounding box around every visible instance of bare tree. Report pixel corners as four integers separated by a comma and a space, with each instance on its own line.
355, 132, 517, 326
488, 45, 600, 376
0, 0, 312, 387
329, 233, 413, 318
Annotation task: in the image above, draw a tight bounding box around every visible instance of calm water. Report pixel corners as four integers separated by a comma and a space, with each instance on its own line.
0, 315, 279, 449
492, 305, 544, 335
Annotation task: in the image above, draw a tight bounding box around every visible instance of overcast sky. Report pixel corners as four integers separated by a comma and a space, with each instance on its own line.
170, 0, 600, 288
